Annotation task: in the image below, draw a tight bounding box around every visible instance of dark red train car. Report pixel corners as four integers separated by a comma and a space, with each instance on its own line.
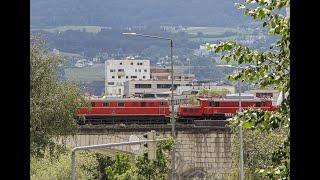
76, 98, 170, 124
178, 98, 276, 122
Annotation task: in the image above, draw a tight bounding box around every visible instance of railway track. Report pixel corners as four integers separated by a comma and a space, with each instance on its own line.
77, 120, 229, 132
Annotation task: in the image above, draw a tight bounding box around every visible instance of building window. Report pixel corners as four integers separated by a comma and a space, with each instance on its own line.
131, 76, 137, 78
135, 69, 137, 72
143, 76, 146, 79
110, 69, 114, 72
108, 82, 114, 85
118, 76, 121, 79
118, 69, 124, 72
130, 62, 133, 65
120, 62, 122, 65
118, 102, 124, 106
157, 84, 171, 89
256, 93, 273, 98
137, 62, 139, 65
112, 76, 115, 79
126, 76, 128, 78
144, 69, 147, 72
135, 84, 151, 88
138, 69, 141, 72
103, 102, 109, 107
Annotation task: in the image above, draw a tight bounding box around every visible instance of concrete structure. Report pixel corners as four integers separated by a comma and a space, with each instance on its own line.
123, 80, 192, 97
105, 57, 150, 96
150, 67, 196, 81
176, 85, 235, 96
244, 89, 280, 104
61, 125, 233, 179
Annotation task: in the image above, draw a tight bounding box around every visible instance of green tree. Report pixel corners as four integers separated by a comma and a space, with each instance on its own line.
207, 0, 290, 179
198, 88, 230, 97
188, 88, 230, 105
30, 36, 87, 158
225, 128, 287, 179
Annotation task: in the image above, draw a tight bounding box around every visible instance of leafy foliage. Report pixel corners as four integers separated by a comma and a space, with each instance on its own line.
30, 35, 87, 158
225, 128, 287, 180
207, 0, 290, 179
30, 150, 100, 180
104, 137, 175, 180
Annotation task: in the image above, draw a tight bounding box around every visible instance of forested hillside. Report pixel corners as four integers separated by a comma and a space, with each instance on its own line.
31, 0, 249, 28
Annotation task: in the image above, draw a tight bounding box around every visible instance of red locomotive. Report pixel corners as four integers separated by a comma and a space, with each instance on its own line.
75, 97, 276, 125
76, 98, 170, 124
178, 98, 276, 123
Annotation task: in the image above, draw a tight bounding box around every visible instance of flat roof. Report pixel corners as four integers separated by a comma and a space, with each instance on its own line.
197, 98, 270, 102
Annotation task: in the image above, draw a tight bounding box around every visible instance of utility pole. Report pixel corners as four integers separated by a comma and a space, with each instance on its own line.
238, 64, 244, 180
170, 39, 177, 180
216, 64, 244, 180
122, 33, 176, 180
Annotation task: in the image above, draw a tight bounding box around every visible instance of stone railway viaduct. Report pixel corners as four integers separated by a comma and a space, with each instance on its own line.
62, 124, 234, 179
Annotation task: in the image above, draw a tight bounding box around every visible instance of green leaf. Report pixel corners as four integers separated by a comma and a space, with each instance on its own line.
243, 121, 253, 129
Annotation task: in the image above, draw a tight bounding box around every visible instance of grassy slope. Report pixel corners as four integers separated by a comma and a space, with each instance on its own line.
64, 63, 105, 82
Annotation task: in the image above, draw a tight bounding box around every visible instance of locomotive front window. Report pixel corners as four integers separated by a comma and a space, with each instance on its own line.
160, 102, 164, 107
118, 102, 124, 107
140, 102, 146, 107
91, 102, 95, 107
103, 102, 109, 107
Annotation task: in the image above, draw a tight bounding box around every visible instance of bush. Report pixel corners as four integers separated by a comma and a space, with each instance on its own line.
30, 149, 99, 180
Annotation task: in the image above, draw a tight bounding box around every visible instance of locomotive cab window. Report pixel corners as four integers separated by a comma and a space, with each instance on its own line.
209, 101, 213, 107
140, 102, 146, 107
118, 102, 124, 107
160, 102, 165, 107
214, 102, 220, 107
256, 102, 262, 107
103, 102, 109, 107
91, 102, 95, 107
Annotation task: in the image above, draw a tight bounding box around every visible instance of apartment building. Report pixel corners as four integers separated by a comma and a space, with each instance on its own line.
105, 57, 150, 96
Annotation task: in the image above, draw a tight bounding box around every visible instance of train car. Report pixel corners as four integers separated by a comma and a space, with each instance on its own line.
177, 98, 276, 122
76, 98, 170, 124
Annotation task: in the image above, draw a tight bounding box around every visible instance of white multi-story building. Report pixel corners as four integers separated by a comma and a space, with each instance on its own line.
105, 57, 150, 96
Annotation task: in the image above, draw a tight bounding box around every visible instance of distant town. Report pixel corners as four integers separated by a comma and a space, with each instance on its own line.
53, 45, 280, 105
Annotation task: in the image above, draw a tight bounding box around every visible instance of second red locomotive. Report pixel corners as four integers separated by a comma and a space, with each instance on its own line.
178, 98, 276, 122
